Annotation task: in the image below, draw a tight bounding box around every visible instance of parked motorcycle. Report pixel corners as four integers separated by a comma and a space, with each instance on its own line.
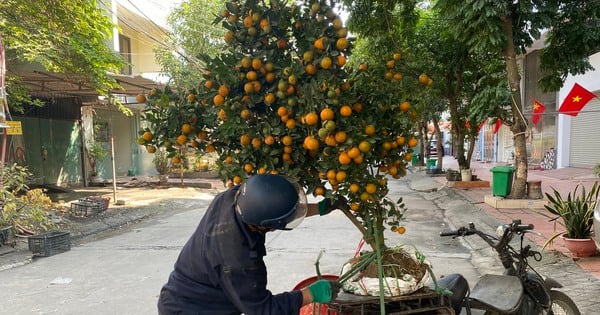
438, 219, 581, 315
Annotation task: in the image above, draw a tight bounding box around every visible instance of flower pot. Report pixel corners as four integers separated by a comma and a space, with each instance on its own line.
158, 174, 169, 185
526, 180, 543, 199
89, 175, 106, 187
560, 234, 597, 258
0, 225, 13, 245
293, 275, 339, 315
461, 169, 472, 182
446, 170, 460, 181
340, 248, 430, 297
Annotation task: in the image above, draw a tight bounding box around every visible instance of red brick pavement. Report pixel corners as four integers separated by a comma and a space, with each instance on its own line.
433, 156, 600, 279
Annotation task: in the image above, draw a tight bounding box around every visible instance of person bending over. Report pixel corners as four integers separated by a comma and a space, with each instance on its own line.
158, 174, 346, 314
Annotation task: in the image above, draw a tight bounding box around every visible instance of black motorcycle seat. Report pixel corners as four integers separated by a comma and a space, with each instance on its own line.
470, 274, 523, 313
430, 273, 470, 314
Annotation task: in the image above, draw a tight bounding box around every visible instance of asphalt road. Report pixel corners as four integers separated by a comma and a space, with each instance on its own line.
0, 172, 594, 314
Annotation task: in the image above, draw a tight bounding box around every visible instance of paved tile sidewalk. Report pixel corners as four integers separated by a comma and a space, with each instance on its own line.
431, 156, 600, 279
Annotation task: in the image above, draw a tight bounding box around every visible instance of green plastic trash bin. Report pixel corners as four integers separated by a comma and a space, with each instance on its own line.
412, 154, 418, 165
427, 158, 436, 170
490, 166, 514, 197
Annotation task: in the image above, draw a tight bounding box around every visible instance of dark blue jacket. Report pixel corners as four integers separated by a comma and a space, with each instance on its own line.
158, 186, 303, 314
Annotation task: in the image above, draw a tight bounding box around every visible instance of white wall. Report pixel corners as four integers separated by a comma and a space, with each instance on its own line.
556, 52, 600, 168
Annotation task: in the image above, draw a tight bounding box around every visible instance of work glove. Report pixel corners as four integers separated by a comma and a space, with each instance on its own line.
307, 280, 342, 304
318, 195, 348, 216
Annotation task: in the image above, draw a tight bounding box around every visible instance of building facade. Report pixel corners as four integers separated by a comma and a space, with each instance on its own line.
6, 2, 166, 188
476, 43, 599, 170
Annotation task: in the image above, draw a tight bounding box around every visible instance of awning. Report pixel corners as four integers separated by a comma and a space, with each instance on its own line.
9, 70, 162, 103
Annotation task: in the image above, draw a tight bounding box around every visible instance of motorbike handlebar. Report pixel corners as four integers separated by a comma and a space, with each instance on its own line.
440, 220, 534, 242
439, 224, 477, 237
514, 223, 534, 231
441, 220, 541, 272
439, 230, 460, 237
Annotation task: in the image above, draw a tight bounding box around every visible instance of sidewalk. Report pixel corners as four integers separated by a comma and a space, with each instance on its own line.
431, 155, 600, 279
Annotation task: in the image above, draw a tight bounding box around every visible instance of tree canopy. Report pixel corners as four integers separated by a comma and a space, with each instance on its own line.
344, 0, 599, 197
435, 0, 600, 198
435, 0, 599, 92
1, 0, 125, 111
154, 0, 227, 90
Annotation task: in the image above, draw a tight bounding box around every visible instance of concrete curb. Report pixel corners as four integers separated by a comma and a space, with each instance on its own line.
0, 204, 170, 271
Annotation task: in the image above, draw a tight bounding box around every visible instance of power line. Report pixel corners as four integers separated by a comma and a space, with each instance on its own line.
98, 0, 204, 73
123, 0, 172, 38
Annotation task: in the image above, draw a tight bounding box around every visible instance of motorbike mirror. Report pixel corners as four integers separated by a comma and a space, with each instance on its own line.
496, 225, 508, 237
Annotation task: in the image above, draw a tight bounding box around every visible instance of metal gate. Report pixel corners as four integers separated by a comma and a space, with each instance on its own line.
569, 98, 600, 167
18, 116, 83, 186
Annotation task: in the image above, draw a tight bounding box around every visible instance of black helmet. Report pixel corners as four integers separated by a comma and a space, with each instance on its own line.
235, 175, 307, 230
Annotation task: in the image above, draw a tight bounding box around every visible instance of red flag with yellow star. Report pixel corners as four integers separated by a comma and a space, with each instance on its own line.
558, 83, 596, 116
493, 118, 501, 134
532, 99, 545, 125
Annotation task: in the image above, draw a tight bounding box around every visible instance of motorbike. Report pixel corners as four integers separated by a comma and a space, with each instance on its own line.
438, 219, 581, 315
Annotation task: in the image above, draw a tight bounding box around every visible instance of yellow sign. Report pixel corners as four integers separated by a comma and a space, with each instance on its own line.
6, 121, 23, 135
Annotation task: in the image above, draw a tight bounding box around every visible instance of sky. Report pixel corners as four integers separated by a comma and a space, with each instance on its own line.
118, 0, 182, 28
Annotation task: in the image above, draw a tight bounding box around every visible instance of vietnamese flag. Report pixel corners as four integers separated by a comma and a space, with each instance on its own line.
478, 120, 486, 132
493, 118, 502, 134
532, 99, 546, 125
465, 120, 486, 131
558, 83, 597, 116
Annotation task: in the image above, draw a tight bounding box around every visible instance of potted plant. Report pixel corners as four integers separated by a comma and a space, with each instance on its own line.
152, 149, 170, 184
0, 210, 13, 245
86, 140, 109, 184
1, 163, 29, 243
1, 164, 57, 244
543, 182, 599, 257
138, 1, 435, 309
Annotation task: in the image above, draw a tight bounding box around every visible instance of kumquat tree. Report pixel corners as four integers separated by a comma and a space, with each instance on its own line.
137, 0, 435, 302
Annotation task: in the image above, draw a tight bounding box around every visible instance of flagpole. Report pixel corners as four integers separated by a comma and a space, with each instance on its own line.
0, 36, 12, 207
540, 116, 544, 162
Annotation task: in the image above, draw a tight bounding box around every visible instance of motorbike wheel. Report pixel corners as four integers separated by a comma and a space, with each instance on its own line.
548, 291, 581, 315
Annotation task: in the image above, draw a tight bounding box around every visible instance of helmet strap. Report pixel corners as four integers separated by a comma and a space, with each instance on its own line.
247, 224, 274, 234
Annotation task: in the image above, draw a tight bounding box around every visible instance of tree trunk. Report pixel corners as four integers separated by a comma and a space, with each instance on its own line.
418, 120, 428, 166
449, 118, 468, 169
445, 67, 469, 170
466, 135, 475, 165
501, 16, 528, 199
432, 117, 443, 169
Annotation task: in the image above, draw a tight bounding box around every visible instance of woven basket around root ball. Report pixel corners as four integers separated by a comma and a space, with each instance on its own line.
341, 246, 431, 297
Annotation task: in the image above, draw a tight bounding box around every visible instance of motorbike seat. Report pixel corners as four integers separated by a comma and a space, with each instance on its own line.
470, 274, 523, 313
429, 273, 470, 314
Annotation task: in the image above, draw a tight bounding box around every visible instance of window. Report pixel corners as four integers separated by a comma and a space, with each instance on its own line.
119, 35, 132, 75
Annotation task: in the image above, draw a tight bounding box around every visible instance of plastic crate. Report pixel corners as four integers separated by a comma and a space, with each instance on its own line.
28, 231, 71, 257
83, 196, 110, 210
71, 201, 104, 216
85, 196, 110, 210
1, 226, 13, 245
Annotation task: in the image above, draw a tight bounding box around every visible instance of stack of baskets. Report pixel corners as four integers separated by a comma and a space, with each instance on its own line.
71, 196, 110, 216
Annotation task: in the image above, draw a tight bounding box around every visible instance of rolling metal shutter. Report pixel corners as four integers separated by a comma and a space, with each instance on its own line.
569, 98, 600, 167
